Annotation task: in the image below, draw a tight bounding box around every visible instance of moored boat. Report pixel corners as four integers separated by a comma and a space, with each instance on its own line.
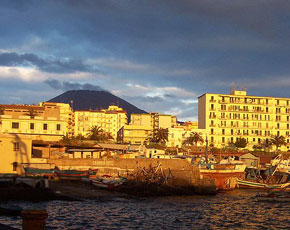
24, 167, 55, 177
54, 168, 98, 180
91, 175, 125, 189
237, 179, 290, 189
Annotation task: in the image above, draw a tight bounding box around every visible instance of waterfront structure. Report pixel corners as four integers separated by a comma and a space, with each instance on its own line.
198, 89, 290, 151
74, 105, 127, 140
0, 103, 68, 141
117, 124, 153, 144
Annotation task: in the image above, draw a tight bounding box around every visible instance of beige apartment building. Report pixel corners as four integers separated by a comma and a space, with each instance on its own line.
74, 105, 127, 140
167, 125, 207, 148
130, 112, 177, 129
0, 103, 68, 141
117, 124, 153, 144
198, 90, 290, 151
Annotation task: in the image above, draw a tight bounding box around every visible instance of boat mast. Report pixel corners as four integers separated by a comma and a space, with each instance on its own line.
205, 136, 208, 164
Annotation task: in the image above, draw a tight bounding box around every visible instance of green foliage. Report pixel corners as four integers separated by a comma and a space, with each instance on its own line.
26, 108, 38, 119
150, 128, 169, 145
183, 132, 204, 146
270, 135, 286, 150
233, 138, 247, 148
0, 106, 4, 115
87, 125, 112, 141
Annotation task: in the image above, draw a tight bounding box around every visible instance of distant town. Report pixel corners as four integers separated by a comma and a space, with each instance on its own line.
1, 89, 290, 175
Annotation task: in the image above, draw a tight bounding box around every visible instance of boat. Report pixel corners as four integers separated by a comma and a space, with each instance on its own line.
24, 167, 55, 177
54, 167, 98, 180
198, 162, 247, 190
237, 179, 290, 189
237, 159, 290, 189
255, 190, 290, 202
192, 138, 247, 191
91, 175, 125, 189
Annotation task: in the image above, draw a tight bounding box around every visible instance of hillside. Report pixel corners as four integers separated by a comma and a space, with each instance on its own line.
48, 90, 147, 117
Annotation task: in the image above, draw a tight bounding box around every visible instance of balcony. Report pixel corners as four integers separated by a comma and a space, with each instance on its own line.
209, 99, 216, 103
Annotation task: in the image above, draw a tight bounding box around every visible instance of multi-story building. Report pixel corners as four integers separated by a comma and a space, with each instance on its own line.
130, 112, 177, 129
0, 103, 68, 141
117, 124, 153, 144
74, 105, 127, 140
167, 125, 207, 148
198, 90, 290, 151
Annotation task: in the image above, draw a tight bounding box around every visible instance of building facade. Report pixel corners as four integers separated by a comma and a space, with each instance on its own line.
74, 105, 127, 140
130, 112, 177, 129
198, 90, 290, 151
117, 124, 153, 144
0, 103, 68, 141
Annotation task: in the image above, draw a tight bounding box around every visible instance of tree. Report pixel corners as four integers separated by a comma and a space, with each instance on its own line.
0, 106, 4, 115
87, 126, 110, 141
270, 135, 286, 151
151, 128, 169, 145
233, 138, 247, 148
183, 132, 204, 146
26, 108, 38, 119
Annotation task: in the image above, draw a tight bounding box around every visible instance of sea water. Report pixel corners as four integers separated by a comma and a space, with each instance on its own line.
0, 189, 289, 229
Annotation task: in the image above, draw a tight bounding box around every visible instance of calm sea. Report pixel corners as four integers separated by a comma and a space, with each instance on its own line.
0, 189, 289, 229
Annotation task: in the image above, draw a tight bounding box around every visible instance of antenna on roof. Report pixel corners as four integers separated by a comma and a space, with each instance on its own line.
230, 82, 236, 94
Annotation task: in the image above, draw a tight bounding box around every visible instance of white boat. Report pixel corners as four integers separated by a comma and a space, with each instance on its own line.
91, 176, 125, 189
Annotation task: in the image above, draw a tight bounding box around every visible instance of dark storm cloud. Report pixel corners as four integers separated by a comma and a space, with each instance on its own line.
44, 79, 104, 91
1, 1, 290, 119
0, 52, 98, 73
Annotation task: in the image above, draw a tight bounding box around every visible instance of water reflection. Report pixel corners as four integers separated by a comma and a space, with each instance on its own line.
0, 190, 289, 229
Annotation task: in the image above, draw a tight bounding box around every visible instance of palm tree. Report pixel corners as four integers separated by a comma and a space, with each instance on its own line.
183, 132, 204, 146
151, 128, 169, 145
26, 108, 38, 119
87, 126, 110, 141
0, 106, 4, 115
269, 135, 286, 151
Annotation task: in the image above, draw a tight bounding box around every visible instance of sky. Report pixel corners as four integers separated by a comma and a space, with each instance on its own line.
1, 0, 290, 121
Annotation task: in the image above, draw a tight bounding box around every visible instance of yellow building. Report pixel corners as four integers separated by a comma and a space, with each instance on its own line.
167, 126, 207, 148
40, 102, 74, 137
0, 134, 48, 174
74, 105, 127, 140
117, 124, 153, 144
130, 112, 177, 129
0, 103, 68, 141
198, 90, 290, 151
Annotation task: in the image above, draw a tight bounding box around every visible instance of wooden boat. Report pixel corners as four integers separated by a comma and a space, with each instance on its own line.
237, 179, 290, 189
24, 167, 55, 177
255, 191, 290, 202
198, 163, 247, 190
91, 175, 125, 189
54, 168, 97, 179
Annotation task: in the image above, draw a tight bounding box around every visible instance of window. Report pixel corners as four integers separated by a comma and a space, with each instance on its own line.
56, 124, 61, 131
30, 123, 34, 130
13, 142, 19, 151
12, 122, 19, 129
43, 123, 48, 130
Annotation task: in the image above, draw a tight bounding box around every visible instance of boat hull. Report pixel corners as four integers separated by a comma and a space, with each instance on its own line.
237, 179, 290, 189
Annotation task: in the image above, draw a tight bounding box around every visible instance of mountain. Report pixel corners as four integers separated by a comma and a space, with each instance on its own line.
48, 90, 147, 117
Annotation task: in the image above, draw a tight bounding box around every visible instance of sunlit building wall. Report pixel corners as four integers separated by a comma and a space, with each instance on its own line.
167, 126, 207, 148
0, 103, 67, 141
74, 105, 127, 140
117, 124, 153, 144
198, 90, 290, 151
